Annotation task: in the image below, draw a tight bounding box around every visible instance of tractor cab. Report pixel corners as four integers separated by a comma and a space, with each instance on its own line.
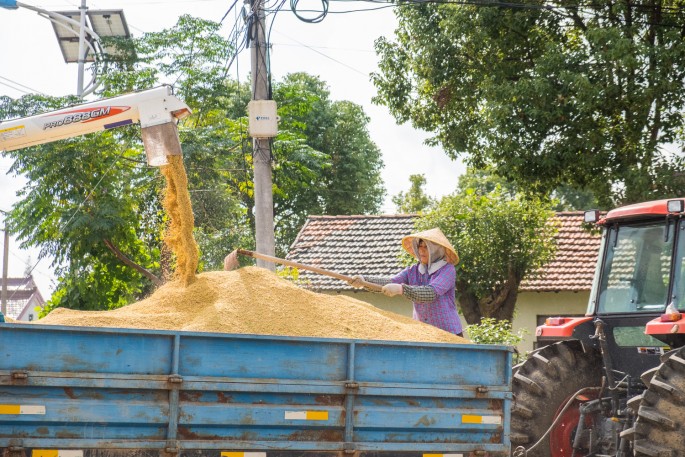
537, 198, 685, 377
515, 198, 685, 457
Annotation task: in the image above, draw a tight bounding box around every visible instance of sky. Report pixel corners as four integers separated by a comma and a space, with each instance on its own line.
0, 0, 466, 299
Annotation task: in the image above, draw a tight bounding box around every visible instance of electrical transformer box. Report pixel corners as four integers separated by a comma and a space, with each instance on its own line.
248, 100, 279, 138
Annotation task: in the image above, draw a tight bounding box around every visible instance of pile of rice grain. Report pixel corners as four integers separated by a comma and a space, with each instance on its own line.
37, 267, 469, 344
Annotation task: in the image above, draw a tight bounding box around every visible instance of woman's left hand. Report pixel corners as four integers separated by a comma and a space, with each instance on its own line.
382, 284, 403, 297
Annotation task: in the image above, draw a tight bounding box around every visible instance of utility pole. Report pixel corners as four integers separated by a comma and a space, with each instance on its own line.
250, 0, 276, 270
1, 217, 9, 316
76, 0, 88, 97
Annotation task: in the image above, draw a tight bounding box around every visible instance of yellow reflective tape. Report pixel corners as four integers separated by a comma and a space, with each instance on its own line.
32, 451, 82, 457
423, 454, 463, 457
32, 451, 59, 457
462, 414, 483, 424
221, 453, 266, 457
306, 411, 329, 421
0, 405, 21, 414
0, 125, 24, 134
0, 405, 45, 415
461, 414, 501, 425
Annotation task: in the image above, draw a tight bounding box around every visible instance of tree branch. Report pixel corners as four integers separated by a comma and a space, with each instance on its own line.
103, 238, 164, 287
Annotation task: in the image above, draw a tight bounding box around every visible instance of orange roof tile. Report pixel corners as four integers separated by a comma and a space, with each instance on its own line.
287, 212, 601, 292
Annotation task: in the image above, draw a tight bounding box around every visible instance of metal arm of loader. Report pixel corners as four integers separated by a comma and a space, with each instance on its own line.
0, 86, 191, 166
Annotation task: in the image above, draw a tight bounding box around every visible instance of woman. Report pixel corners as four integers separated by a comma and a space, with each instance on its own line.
349, 227, 463, 336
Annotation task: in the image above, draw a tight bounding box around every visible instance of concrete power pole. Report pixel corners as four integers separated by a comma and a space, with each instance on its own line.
1, 221, 8, 316
76, 0, 88, 97
250, 0, 276, 270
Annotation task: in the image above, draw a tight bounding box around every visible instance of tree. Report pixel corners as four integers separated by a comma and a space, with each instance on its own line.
373, 0, 685, 207
457, 166, 599, 211
456, 167, 516, 198
1, 16, 386, 310
3, 127, 160, 311
418, 189, 558, 323
392, 174, 435, 213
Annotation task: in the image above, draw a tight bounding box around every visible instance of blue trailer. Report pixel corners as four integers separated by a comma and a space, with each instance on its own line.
0, 323, 513, 457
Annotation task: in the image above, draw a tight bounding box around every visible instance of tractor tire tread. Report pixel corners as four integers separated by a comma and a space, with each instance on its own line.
510, 340, 602, 457
634, 346, 685, 456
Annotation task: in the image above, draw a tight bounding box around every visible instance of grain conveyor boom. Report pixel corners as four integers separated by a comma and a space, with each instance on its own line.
0, 85, 191, 166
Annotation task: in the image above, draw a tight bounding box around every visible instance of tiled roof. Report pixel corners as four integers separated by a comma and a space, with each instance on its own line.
287, 212, 601, 293
287, 215, 417, 290
520, 212, 600, 292
2, 275, 46, 320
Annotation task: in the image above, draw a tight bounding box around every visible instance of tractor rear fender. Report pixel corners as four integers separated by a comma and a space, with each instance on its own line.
645, 314, 685, 335
536, 316, 593, 338
645, 315, 685, 348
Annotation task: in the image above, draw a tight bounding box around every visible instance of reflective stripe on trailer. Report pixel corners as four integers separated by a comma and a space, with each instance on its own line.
32, 450, 83, 457
0, 404, 46, 414
221, 453, 267, 457
423, 454, 464, 457
461, 414, 502, 425
284, 410, 329, 420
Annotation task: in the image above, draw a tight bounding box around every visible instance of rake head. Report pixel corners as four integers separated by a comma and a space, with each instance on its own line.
223, 250, 241, 271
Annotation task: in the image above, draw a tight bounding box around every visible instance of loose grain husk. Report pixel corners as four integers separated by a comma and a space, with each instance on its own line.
37, 267, 469, 344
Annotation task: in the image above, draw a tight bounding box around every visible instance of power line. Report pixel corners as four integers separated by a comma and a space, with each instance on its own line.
0, 76, 43, 96
274, 31, 369, 76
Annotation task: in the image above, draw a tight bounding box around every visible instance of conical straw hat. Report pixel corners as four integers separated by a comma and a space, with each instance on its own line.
401, 228, 459, 265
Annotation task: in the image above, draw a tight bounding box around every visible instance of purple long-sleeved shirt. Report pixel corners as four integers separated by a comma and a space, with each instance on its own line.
391, 263, 463, 335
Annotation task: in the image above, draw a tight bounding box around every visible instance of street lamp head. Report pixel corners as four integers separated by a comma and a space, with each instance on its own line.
0, 0, 18, 9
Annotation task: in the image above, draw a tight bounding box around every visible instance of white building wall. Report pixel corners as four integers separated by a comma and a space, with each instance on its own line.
511, 291, 590, 353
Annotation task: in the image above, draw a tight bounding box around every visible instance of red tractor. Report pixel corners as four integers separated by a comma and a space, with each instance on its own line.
511, 198, 685, 457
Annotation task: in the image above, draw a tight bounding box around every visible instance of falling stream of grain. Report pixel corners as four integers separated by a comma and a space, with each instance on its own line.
160, 154, 198, 286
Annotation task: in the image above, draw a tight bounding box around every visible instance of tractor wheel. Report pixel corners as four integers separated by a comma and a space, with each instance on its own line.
634, 346, 685, 456
511, 340, 603, 457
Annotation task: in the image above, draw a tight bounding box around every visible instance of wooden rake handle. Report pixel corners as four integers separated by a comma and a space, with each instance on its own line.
236, 249, 384, 293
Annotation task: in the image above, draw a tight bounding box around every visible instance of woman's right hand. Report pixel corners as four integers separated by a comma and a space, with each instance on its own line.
348, 275, 365, 288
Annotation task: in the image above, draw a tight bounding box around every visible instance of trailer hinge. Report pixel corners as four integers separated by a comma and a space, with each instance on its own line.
8, 447, 24, 452
167, 375, 183, 384
476, 386, 488, 394
11, 371, 28, 380
164, 440, 180, 454
471, 451, 487, 457
344, 382, 359, 389
343, 443, 356, 454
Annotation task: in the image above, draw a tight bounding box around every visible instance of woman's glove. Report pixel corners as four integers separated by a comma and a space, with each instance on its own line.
382, 283, 403, 297
348, 275, 366, 288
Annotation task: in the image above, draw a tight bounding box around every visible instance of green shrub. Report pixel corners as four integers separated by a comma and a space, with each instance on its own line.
466, 317, 527, 346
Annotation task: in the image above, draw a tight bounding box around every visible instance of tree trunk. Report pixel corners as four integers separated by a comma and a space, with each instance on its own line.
457, 267, 522, 324
103, 239, 164, 287
457, 284, 482, 325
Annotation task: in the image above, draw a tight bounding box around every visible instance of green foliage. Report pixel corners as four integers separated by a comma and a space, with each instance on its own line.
3, 125, 157, 310
2, 15, 385, 311
392, 174, 435, 213
418, 188, 558, 323
373, 0, 685, 207
458, 167, 599, 211
466, 317, 527, 346
456, 167, 517, 199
